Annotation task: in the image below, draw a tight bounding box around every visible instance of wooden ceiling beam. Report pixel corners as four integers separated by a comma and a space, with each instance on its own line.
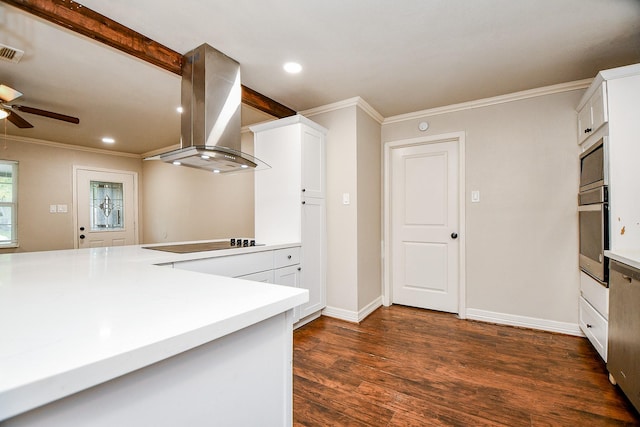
1, 0, 296, 118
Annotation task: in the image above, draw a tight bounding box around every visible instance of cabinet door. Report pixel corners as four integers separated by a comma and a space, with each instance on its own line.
301, 126, 325, 198
591, 83, 608, 134
236, 270, 274, 284
577, 103, 593, 144
274, 265, 301, 322
300, 197, 326, 319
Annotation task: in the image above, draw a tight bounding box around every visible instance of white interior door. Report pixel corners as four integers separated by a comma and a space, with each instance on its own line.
390, 140, 459, 313
75, 168, 138, 248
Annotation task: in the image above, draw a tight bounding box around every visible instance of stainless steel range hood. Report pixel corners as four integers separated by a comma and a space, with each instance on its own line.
153, 43, 268, 174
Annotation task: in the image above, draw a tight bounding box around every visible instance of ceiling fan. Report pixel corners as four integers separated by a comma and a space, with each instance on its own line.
0, 84, 80, 129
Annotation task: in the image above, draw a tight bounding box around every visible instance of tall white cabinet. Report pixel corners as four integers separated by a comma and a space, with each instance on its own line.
251, 115, 327, 325
577, 63, 640, 361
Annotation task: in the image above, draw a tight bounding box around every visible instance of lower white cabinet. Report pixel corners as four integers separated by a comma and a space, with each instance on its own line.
237, 270, 274, 284
579, 296, 608, 361
274, 265, 302, 322
579, 271, 609, 361
172, 247, 306, 319
300, 197, 326, 319
173, 251, 273, 278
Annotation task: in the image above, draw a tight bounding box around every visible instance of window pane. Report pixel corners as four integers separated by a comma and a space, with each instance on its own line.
90, 181, 124, 231
0, 163, 13, 201
0, 160, 17, 246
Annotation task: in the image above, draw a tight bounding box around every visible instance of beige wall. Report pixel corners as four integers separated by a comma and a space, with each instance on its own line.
0, 130, 257, 253
382, 90, 583, 323
141, 130, 255, 243
0, 137, 143, 253
307, 107, 360, 313
307, 103, 383, 316
356, 108, 382, 311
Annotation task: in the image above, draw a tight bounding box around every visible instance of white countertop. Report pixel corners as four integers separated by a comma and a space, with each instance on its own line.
605, 249, 640, 270
0, 241, 307, 421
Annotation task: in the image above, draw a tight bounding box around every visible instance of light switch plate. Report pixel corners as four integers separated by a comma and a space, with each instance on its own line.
342, 193, 350, 205
49, 204, 57, 213
57, 204, 68, 213
471, 190, 480, 203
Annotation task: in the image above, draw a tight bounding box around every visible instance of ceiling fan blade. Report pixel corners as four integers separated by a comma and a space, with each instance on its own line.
0, 84, 23, 103
6, 110, 34, 128
12, 104, 80, 124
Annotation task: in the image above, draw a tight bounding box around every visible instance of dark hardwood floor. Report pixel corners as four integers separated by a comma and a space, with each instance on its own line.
293, 305, 640, 426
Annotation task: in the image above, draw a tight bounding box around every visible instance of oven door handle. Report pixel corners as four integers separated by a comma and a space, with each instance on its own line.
578, 204, 605, 212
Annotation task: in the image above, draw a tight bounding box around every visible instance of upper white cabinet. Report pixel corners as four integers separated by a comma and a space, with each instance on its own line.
251, 115, 328, 324
577, 82, 608, 144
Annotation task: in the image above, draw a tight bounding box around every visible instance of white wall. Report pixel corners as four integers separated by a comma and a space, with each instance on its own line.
382, 90, 583, 325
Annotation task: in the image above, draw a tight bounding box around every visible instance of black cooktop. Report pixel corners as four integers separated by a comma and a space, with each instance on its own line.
143, 239, 259, 254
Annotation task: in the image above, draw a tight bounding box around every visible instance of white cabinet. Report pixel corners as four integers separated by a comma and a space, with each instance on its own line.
576, 63, 640, 360
172, 246, 301, 289
577, 82, 608, 144
173, 251, 273, 277
252, 115, 328, 325
300, 197, 326, 319
274, 265, 302, 322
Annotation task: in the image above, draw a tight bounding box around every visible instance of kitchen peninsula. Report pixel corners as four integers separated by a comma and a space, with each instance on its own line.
0, 242, 308, 426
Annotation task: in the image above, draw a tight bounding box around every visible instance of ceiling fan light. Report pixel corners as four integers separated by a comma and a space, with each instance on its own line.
0, 109, 8, 120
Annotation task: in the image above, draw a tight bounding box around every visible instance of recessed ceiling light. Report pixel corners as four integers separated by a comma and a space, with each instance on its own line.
201, 155, 210, 160
213, 169, 220, 174
240, 164, 249, 169
172, 161, 181, 166
102, 137, 115, 144
283, 62, 302, 74
176, 106, 184, 113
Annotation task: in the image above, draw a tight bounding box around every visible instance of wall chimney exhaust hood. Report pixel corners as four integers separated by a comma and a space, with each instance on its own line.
149, 43, 269, 174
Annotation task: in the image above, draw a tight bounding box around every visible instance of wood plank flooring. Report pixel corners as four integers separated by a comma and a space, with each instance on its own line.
293, 305, 640, 426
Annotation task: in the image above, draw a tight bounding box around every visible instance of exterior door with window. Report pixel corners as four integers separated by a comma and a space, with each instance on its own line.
75, 168, 138, 248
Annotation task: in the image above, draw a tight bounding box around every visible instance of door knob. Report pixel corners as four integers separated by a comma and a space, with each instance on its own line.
79, 234, 86, 239
451, 232, 458, 239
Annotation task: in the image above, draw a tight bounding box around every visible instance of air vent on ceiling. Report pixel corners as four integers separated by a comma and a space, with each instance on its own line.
0, 43, 25, 63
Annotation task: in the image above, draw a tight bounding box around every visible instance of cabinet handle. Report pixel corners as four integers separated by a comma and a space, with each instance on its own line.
584, 128, 592, 133
586, 323, 592, 328
622, 274, 633, 283
302, 201, 306, 205
297, 267, 301, 271
287, 255, 292, 259
302, 189, 306, 192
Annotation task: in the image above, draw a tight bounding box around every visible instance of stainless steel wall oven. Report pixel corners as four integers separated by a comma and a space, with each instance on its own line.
578, 138, 609, 285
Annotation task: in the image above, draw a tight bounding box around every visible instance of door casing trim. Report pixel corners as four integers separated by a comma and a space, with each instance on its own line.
382, 131, 466, 319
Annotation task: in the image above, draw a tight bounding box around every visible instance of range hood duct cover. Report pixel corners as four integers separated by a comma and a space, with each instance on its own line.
158, 43, 268, 174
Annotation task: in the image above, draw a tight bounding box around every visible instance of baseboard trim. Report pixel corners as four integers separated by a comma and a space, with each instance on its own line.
465, 308, 584, 337
322, 297, 383, 323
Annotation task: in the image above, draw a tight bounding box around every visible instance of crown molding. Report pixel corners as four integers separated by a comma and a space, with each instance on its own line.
301, 96, 384, 124
383, 78, 593, 124
1, 134, 142, 158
